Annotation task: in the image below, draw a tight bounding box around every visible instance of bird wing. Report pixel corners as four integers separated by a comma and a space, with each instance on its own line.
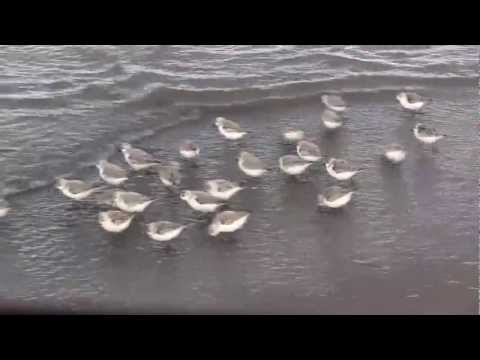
326, 95, 346, 107
324, 186, 347, 201
121, 192, 150, 204
216, 180, 236, 192
333, 159, 355, 172
405, 92, 422, 102
129, 148, 158, 163
110, 211, 133, 223
69, 180, 92, 194
191, 191, 223, 204
243, 153, 265, 169
216, 211, 249, 225
423, 127, 439, 136
299, 141, 320, 156
222, 119, 243, 132
103, 162, 127, 178
282, 155, 307, 167
153, 221, 181, 234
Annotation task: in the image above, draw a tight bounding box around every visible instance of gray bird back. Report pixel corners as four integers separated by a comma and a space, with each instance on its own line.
323, 186, 349, 201
242, 152, 264, 169
215, 210, 249, 225
332, 159, 355, 172
119, 192, 150, 205
325, 95, 346, 106
103, 161, 127, 178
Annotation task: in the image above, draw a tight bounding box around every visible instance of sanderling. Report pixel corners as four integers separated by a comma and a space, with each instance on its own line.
321, 109, 343, 130
384, 143, 407, 164
208, 210, 251, 237
318, 186, 353, 209
321, 94, 347, 112
0, 198, 10, 217
204, 179, 244, 201
325, 158, 362, 181
120, 143, 161, 171
98, 210, 135, 233
179, 140, 200, 160
297, 140, 322, 162
55, 178, 106, 201
412, 123, 447, 144
214, 117, 247, 140
96, 159, 128, 186
237, 151, 268, 178
180, 190, 225, 213
278, 155, 313, 176
282, 127, 305, 143
157, 161, 182, 189
113, 191, 154, 213
146, 221, 189, 242
397, 92, 431, 112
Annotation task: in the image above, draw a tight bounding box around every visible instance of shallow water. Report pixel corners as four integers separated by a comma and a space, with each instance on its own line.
0, 45, 478, 314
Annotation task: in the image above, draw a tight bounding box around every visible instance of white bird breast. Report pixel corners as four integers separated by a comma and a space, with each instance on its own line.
238, 161, 265, 177
385, 150, 406, 163
180, 149, 199, 159
148, 227, 184, 241
326, 165, 357, 180
100, 216, 133, 233
398, 96, 424, 111
323, 119, 342, 129
0, 208, 10, 217
283, 131, 304, 142
219, 126, 246, 140
186, 198, 220, 213
281, 163, 310, 175
211, 214, 250, 235
208, 186, 242, 200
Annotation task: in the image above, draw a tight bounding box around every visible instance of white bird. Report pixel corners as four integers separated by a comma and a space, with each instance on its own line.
318, 186, 353, 209
321, 109, 343, 130
179, 140, 200, 160
214, 117, 247, 140
412, 123, 446, 144
282, 127, 305, 143
396, 92, 431, 112
120, 143, 161, 171
157, 161, 182, 188
55, 178, 105, 201
237, 151, 268, 177
208, 210, 251, 237
278, 155, 313, 176
180, 190, 225, 213
297, 140, 322, 162
204, 179, 244, 201
325, 158, 362, 181
98, 210, 135, 233
0, 198, 10, 217
321, 94, 347, 112
113, 191, 154, 213
384, 143, 407, 164
146, 221, 189, 242
96, 160, 128, 186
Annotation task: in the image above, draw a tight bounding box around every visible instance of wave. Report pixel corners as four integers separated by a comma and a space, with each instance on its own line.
122, 73, 477, 111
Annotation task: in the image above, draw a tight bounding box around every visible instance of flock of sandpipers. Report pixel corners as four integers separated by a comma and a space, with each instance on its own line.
0, 92, 446, 244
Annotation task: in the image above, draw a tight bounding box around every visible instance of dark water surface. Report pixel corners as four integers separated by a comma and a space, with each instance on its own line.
0, 45, 478, 314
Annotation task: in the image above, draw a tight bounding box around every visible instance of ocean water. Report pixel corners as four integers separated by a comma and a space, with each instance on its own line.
0, 45, 478, 314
